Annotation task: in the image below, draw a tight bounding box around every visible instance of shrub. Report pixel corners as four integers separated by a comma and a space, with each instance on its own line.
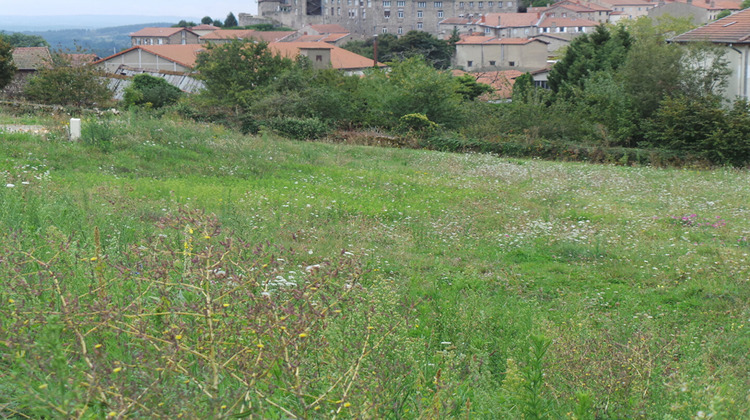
24, 54, 112, 107
264, 117, 329, 140
123, 74, 182, 109
396, 113, 439, 135
81, 118, 117, 152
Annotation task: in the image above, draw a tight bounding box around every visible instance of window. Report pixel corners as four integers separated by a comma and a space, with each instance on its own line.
498, 1, 502, 6
337, 6, 341, 14
363, 10, 366, 17
418, 1, 426, 6
398, 10, 404, 17
562, 12, 567, 17
508, 61, 515, 66
382, 27, 388, 33
560, 26, 566, 32
479, 1, 483, 7
488, 1, 493, 6
316, 55, 323, 62
347, 0, 351, 5
489, 60, 495, 65
383, 0, 390, 6
460, 1, 464, 7
438, 10, 444, 17
578, 26, 583, 32
417, 10, 423, 17
397, 0, 405, 5
417, 22, 423, 28
434, 1, 442, 7
398, 26, 403, 34
159, 38, 164, 45
384, 10, 390, 17
368, 0, 372, 5
469, 2, 474, 7
467, 60, 473, 67
484, 27, 491, 34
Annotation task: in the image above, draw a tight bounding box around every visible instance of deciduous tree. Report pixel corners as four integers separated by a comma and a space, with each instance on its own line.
0, 37, 15, 90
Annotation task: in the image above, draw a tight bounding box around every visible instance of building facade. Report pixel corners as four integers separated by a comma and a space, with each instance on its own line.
257, 0, 519, 38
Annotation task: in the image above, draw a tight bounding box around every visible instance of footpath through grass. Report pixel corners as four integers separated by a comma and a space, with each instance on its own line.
1, 111, 749, 418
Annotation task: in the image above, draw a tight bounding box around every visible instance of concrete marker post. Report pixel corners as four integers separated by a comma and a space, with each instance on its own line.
70, 118, 81, 141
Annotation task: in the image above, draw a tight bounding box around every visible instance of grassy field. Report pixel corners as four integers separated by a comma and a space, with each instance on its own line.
1, 110, 748, 418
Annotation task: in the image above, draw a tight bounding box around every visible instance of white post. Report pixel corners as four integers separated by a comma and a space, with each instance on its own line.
70, 118, 81, 141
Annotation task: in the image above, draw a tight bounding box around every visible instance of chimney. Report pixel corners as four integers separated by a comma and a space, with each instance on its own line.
481, 14, 486, 22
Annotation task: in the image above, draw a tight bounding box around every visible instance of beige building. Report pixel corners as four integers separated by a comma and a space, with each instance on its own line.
255, 0, 519, 38
454, 36, 549, 70
648, 0, 741, 24
130, 27, 200, 46
591, 0, 655, 20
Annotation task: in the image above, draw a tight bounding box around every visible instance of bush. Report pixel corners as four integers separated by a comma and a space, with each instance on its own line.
264, 117, 330, 140
24, 54, 112, 107
81, 118, 117, 152
396, 113, 439, 135
123, 74, 182, 109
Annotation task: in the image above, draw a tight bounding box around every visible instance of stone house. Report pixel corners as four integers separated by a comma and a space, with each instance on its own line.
255, 0, 519, 38
671, 7, 750, 101
454, 36, 549, 70
130, 27, 200, 46
1, 47, 52, 97
591, 0, 655, 20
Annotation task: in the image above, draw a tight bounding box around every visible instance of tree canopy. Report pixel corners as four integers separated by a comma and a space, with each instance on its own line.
0, 37, 16, 90
224, 13, 239, 28
341, 31, 454, 69
0, 32, 49, 48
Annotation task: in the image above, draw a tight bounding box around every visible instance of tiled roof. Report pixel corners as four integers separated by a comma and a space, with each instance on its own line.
555, 0, 612, 11
456, 36, 545, 45
481, 13, 542, 28
11, 47, 52, 70
130, 27, 193, 37
96, 41, 381, 72
659, 0, 742, 10
454, 69, 525, 98
538, 16, 600, 27
672, 7, 750, 43
95, 44, 206, 69
309, 24, 349, 33
594, 0, 653, 6
201, 30, 295, 42
190, 24, 220, 30
295, 33, 350, 43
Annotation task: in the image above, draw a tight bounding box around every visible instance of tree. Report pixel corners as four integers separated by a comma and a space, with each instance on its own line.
0, 32, 49, 47
224, 12, 239, 28
716, 10, 731, 19
213, 19, 224, 28
194, 39, 294, 107
548, 24, 632, 97
388, 30, 454, 69
0, 37, 15, 90
201, 16, 214, 25
454, 73, 494, 101
123, 74, 183, 108
173, 20, 197, 28
24, 53, 111, 106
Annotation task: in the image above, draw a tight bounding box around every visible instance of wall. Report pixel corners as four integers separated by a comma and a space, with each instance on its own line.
98, 50, 191, 73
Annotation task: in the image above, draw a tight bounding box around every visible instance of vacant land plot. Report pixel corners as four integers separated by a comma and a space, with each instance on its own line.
1, 112, 748, 418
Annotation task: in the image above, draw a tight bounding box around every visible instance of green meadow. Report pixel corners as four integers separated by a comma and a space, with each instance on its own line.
1, 111, 748, 418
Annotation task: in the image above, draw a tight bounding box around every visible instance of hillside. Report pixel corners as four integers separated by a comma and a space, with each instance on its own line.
19, 23, 174, 57
0, 110, 749, 418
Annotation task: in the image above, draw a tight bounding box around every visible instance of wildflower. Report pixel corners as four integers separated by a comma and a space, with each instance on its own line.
299, 333, 308, 338
95, 344, 102, 349
222, 303, 230, 308
113, 367, 122, 373
8, 299, 14, 304
90, 257, 97, 261
175, 335, 182, 340
343, 402, 352, 407
257, 343, 264, 348
367, 326, 374, 330
108, 412, 117, 417
5, 184, 14, 188
38, 384, 48, 389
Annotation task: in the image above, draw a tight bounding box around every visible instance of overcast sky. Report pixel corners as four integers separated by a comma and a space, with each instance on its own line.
1, 0, 258, 18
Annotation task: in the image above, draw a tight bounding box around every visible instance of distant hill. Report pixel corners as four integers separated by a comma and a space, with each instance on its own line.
20, 23, 175, 59
0, 15, 192, 31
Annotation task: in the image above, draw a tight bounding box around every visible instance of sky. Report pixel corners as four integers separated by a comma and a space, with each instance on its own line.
1, 0, 258, 18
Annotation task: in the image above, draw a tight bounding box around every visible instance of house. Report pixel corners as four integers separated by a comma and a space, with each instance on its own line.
476, 13, 544, 38
199, 29, 296, 43
438, 16, 483, 36
255, 0, 520, 38
670, 7, 750, 100
292, 24, 353, 45
648, 0, 742, 24
532, 32, 580, 55
542, 0, 612, 23
453, 68, 524, 98
454, 36, 549, 70
1, 47, 52, 97
95, 42, 383, 76
590, 0, 655, 20
189, 24, 221, 37
537, 16, 599, 34
130, 27, 200, 46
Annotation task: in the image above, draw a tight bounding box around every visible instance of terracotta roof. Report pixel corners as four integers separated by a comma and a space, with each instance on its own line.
96, 41, 381, 72
672, 7, 750, 43
552, 0, 612, 11
270, 42, 385, 70
295, 33, 350, 43
62, 53, 98, 66
456, 36, 546, 45
659, 0, 742, 10
130, 27, 194, 37
11, 47, 52, 70
594, 0, 653, 6
480, 13, 542, 28
95, 44, 206, 69
538, 16, 599, 27
201, 29, 295, 42
190, 24, 220, 30
309, 24, 349, 33
454, 69, 525, 98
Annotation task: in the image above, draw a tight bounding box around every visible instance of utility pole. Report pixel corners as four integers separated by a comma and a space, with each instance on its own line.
373, 34, 378, 68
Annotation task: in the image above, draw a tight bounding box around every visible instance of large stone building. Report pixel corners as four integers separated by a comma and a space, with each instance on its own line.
254, 0, 520, 38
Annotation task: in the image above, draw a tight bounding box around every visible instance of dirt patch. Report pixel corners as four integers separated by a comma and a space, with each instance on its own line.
0, 124, 50, 135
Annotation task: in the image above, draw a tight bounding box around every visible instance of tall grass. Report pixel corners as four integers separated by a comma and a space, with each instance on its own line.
0, 109, 748, 418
